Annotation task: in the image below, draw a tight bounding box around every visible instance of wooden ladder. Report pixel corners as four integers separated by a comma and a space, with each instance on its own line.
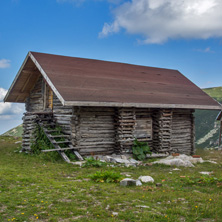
37, 119, 83, 162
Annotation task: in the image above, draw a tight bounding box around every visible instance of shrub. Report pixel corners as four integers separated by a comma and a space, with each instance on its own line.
82, 157, 106, 168
132, 139, 152, 161
89, 170, 122, 183
181, 175, 222, 185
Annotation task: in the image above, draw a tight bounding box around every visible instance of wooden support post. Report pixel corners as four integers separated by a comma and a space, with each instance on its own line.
219, 121, 222, 148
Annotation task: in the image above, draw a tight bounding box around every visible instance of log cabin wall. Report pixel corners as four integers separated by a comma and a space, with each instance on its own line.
152, 109, 173, 153
72, 107, 116, 155
25, 75, 44, 112
22, 75, 195, 156
22, 75, 43, 151
115, 108, 153, 153
52, 94, 73, 135
115, 108, 136, 153
171, 109, 195, 154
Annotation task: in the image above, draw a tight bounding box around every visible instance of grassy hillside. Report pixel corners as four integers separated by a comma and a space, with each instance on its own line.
0, 136, 222, 221
1, 124, 23, 137
195, 87, 222, 148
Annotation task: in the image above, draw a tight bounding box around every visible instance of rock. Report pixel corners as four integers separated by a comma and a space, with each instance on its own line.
146, 153, 169, 158
120, 178, 137, 186
71, 161, 86, 167
153, 157, 194, 167
138, 176, 154, 183
111, 157, 130, 164
199, 171, 212, 175
129, 158, 140, 164
136, 180, 142, 186
136, 205, 150, 208
172, 168, 181, 171
204, 160, 218, 164
121, 155, 128, 160
104, 156, 112, 162
156, 183, 162, 187
15, 141, 22, 144
112, 212, 118, 216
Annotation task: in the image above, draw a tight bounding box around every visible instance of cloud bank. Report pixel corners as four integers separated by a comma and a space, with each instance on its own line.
0, 59, 10, 68
99, 0, 222, 43
0, 88, 24, 120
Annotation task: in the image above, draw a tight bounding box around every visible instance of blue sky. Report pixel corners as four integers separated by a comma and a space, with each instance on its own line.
0, 0, 222, 134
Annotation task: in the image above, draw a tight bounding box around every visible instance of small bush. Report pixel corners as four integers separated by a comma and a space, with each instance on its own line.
132, 139, 152, 161
89, 170, 122, 183
181, 175, 222, 186
82, 157, 106, 168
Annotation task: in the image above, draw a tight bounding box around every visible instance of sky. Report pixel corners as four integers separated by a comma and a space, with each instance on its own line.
0, 0, 222, 134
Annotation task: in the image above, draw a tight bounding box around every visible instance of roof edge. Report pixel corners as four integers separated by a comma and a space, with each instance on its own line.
4, 52, 30, 103
64, 100, 222, 110
29, 52, 65, 106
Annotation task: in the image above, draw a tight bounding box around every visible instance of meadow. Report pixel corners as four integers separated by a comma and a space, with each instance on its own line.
0, 136, 222, 222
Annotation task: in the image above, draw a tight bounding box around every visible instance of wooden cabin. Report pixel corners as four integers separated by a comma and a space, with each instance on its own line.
4, 52, 222, 157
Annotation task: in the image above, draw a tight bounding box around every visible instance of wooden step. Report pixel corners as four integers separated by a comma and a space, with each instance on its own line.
41, 147, 76, 152
50, 135, 70, 138
54, 140, 70, 144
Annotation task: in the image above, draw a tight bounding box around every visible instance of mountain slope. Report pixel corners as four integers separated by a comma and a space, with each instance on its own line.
1, 124, 23, 137
195, 87, 222, 148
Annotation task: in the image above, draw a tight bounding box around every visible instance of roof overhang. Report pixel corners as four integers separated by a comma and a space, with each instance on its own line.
4, 52, 65, 105
64, 100, 222, 110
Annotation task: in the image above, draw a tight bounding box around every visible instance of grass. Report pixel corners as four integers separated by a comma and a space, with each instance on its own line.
0, 136, 222, 221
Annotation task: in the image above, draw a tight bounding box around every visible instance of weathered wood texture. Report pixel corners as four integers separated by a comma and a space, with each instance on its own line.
152, 109, 173, 153
171, 109, 195, 154
23, 76, 44, 151
115, 108, 153, 154
72, 107, 116, 155
22, 75, 195, 155
25, 76, 44, 112
52, 94, 72, 135
22, 113, 38, 151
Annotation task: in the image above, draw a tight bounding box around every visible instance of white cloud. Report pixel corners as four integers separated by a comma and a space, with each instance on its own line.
0, 88, 24, 116
194, 47, 215, 53
99, 0, 222, 43
0, 59, 10, 68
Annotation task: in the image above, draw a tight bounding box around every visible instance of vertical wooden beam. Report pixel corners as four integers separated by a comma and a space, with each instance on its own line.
219, 121, 222, 148
191, 110, 195, 155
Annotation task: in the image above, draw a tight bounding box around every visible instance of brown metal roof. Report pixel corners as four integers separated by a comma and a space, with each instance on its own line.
4, 51, 222, 110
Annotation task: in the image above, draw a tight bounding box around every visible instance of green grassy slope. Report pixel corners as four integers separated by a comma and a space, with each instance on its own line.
195, 87, 222, 148
0, 136, 222, 221
1, 124, 23, 137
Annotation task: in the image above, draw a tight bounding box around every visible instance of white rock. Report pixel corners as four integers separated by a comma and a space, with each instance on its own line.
204, 160, 218, 164
15, 141, 22, 144
112, 212, 118, 216
71, 161, 85, 166
199, 171, 212, 175
110, 157, 130, 164
136, 179, 142, 186
129, 158, 140, 164
138, 176, 154, 183
120, 178, 137, 186
136, 205, 150, 208
153, 158, 194, 167
172, 168, 181, 171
